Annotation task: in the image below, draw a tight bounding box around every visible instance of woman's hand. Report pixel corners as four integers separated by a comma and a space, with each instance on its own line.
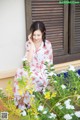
28, 33, 35, 48
28, 33, 32, 41
25, 33, 35, 63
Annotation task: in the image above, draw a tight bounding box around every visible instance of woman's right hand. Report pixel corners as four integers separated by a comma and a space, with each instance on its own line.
28, 34, 35, 50
25, 34, 35, 63
28, 34, 34, 47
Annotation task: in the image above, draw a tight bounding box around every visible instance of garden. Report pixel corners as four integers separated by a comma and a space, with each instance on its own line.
0, 60, 80, 120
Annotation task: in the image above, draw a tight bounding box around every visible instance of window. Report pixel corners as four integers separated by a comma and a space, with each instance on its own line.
25, 0, 80, 64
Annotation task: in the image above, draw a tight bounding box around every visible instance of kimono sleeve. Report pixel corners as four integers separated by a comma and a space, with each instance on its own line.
48, 42, 53, 64
44, 41, 53, 64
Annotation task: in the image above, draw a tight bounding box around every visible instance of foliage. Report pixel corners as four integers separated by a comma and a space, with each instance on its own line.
0, 60, 80, 120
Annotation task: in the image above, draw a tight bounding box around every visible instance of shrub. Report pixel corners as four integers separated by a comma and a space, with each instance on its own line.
0, 60, 80, 120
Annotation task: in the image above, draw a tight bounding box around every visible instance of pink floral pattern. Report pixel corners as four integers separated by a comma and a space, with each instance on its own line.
14, 40, 53, 110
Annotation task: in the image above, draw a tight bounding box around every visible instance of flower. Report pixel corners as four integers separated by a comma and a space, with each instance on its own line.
61, 84, 66, 89
66, 104, 75, 110
35, 115, 39, 118
44, 91, 51, 99
1, 63, 80, 120
54, 80, 57, 83
38, 105, 44, 111
61, 70, 67, 73
0, 88, 3, 90
58, 105, 63, 109
56, 102, 61, 106
45, 59, 50, 63
21, 110, 26, 116
56, 102, 63, 109
64, 99, 75, 110
64, 114, 72, 120
51, 66, 54, 69
77, 95, 80, 99
48, 113, 56, 119
51, 92, 56, 98
42, 88, 46, 94
22, 57, 27, 61
18, 89, 23, 96
43, 111, 47, 114
68, 65, 75, 71
64, 99, 71, 105
75, 111, 80, 117
48, 72, 54, 76
76, 73, 80, 78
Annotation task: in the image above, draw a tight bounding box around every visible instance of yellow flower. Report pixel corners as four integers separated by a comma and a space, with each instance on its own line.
5, 102, 21, 117
27, 105, 39, 116
5, 81, 13, 97
51, 92, 57, 98
44, 91, 51, 99
25, 82, 34, 94
18, 89, 24, 96
28, 89, 33, 94
30, 96, 35, 106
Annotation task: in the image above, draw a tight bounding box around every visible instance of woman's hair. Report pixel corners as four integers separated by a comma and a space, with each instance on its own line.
30, 21, 46, 46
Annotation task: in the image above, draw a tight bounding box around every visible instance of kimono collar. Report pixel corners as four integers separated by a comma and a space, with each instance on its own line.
35, 41, 44, 52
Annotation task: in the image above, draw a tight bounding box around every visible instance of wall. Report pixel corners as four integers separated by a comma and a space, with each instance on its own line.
0, 0, 26, 72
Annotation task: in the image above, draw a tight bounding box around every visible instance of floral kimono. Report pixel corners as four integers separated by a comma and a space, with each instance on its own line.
14, 40, 53, 110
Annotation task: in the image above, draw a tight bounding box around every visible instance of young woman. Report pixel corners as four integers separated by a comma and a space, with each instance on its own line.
14, 21, 53, 110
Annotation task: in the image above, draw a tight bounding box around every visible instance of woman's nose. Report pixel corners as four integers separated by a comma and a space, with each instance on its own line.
35, 36, 38, 39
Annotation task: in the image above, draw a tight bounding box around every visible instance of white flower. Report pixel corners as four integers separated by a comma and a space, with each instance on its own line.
56, 102, 61, 106
56, 102, 63, 109
45, 59, 50, 63
77, 95, 80, 99
61, 84, 66, 89
54, 80, 57, 83
42, 88, 46, 94
51, 66, 54, 69
48, 72, 54, 76
53, 73, 57, 76
43, 111, 47, 114
22, 57, 27, 61
64, 114, 72, 120
0, 88, 3, 90
70, 105, 75, 109
58, 105, 63, 109
66, 104, 75, 109
21, 110, 26, 116
76, 73, 80, 78
64, 99, 71, 105
48, 113, 56, 119
71, 113, 74, 116
61, 70, 67, 73
38, 105, 44, 111
75, 111, 80, 117
35, 115, 38, 118
68, 65, 75, 71
64, 99, 75, 110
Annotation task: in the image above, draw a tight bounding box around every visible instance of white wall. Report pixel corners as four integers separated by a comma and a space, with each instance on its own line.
0, 0, 26, 71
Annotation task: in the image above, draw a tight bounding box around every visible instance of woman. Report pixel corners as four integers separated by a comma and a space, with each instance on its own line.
14, 21, 53, 110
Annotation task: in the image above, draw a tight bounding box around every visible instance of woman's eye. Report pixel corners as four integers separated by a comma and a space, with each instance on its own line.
33, 34, 40, 37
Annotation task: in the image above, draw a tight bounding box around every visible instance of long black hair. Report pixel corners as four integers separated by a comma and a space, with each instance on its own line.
30, 21, 46, 46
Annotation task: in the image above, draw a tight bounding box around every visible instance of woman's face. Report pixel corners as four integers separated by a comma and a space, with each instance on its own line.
32, 30, 43, 43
